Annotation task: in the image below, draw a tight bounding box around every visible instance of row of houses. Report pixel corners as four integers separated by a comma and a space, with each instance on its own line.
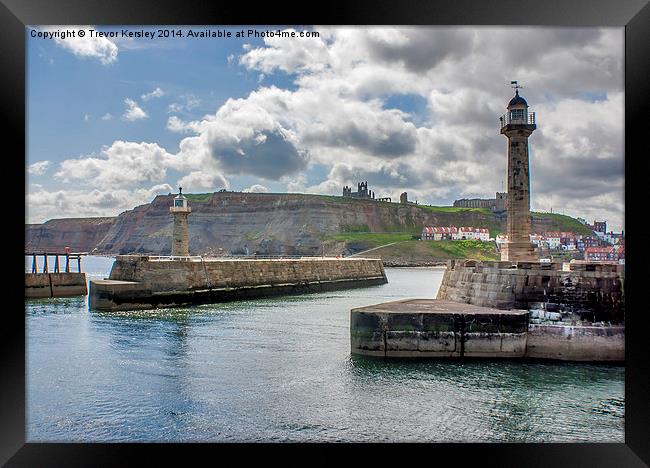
421, 226, 490, 242
595, 230, 625, 245
584, 245, 625, 262
578, 219, 625, 245
495, 232, 620, 252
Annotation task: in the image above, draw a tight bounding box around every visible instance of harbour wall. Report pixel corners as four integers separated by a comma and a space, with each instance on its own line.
90, 256, 387, 311
25, 273, 87, 298
526, 323, 624, 361
436, 260, 624, 323
350, 298, 624, 362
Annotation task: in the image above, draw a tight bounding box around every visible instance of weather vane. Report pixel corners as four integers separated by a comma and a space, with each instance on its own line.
510, 80, 523, 92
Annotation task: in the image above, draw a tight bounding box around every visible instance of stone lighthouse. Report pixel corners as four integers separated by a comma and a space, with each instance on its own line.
499, 83, 537, 262
169, 187, 191, 256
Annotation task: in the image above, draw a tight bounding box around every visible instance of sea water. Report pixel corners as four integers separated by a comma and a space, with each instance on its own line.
26, 256, 624, 442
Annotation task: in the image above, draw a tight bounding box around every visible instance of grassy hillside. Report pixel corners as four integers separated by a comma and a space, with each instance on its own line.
418, 205, 493, 214
350, 239, 500, 264
531, 212, 594, 236
331, 232, 415, 246
180, 193, 592, 237
183, 193, 214, 203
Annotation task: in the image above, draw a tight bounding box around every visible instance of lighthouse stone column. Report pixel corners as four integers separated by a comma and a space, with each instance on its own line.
500, 89, 537, 262
170, 187, 192, 256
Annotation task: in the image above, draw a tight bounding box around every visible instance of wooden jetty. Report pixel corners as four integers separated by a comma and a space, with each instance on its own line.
25, 251, 88, 298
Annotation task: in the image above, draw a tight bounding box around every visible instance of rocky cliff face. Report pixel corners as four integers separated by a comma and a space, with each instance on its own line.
91, 192, 504, 255
25, 217, 116, 253
25, 192, 582, 256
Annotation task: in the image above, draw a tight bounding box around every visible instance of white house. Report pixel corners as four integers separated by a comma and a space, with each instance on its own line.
421, 226, 489, 241
457, 227, 490, 241
545, 232, 561, 249
422, 226, 458, 240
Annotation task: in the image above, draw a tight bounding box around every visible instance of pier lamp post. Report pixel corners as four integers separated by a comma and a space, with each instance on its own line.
170, 187, 192, 256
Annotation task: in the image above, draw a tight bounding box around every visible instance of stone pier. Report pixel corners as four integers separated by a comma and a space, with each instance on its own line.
90, 255, 387, 311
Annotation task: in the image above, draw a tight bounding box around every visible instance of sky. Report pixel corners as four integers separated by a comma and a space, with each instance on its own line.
26, 26, 624, 232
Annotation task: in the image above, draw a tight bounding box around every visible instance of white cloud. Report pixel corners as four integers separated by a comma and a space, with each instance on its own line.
166, 116, 202, 134
173, 88, 310, 180
36, 26, 118, 65
54, 141, 176, 189
232, 26, 624, 231
122, 98, 148, 121
83, 113, 90, 122
30, 27, 624, 231
239, 28, 330, 74
286, 174, 308, 193
141, 87, 165, 100
177, 171, 229, 190
167, 95, 201, 114
101, 113, 113, 121
28, 161, 51, 175
243, 184, 269, 193
26, 184, 174, 224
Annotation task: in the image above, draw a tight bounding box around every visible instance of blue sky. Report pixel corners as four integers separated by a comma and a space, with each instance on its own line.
29, 27, 274, 166
26, 26, 624, 232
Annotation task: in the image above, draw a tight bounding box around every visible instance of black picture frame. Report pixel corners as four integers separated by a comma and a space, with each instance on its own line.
2, 0, 648, 465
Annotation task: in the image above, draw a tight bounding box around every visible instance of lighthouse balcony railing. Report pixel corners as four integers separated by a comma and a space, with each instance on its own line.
499, 112, 535, 128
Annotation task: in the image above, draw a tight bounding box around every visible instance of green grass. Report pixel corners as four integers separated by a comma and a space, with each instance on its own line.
341, 224, 371, 233
184, 193, 213, 202
328, 233, 499, 260
417, 205, 493, 215
423, 240, 499, 260
243, 231, 260, 241
359, 239, 500, 261
330, 232, 414, 246
532, 212, 594, 235
316, 195, 361, 203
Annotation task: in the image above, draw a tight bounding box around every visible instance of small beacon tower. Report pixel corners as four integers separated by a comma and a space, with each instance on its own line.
499, 82, 537, 262
170, 187, 191, 256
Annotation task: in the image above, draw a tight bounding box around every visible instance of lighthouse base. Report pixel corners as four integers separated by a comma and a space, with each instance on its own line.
436, 259, 624, 324
500, 241, 537, 262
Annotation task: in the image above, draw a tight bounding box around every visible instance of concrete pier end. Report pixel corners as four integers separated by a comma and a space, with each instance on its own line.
350, 299, 529, 358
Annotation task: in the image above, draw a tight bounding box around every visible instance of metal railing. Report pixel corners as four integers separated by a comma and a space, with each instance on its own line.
26, 252, 85, 273
499, 111, 535, 128
144, 254, 345, 261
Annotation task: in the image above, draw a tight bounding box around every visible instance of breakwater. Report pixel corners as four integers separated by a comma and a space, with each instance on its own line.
90, 255, 387, 311
350, 298, 624, 361
351, 260, 625, 361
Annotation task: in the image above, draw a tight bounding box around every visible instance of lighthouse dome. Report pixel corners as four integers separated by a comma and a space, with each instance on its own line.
508, 91, 528, 108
